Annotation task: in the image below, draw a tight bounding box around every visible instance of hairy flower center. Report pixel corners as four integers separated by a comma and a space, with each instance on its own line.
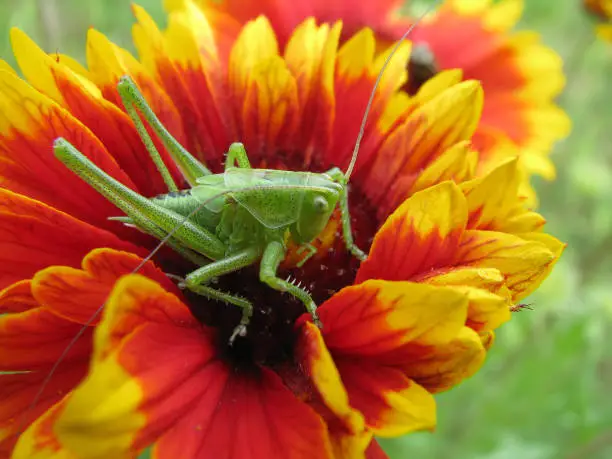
404, 43, 439, 95
161, 155, 378, 370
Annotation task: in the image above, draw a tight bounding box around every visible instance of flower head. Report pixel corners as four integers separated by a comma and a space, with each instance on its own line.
584, 0, 612, 40
196, 0, 571, 201
0, 1, 562, 457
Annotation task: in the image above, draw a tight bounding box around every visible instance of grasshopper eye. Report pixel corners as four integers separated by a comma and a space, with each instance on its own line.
313, 195, 329, 213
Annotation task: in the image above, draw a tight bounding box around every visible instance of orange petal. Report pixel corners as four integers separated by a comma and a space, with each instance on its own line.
0, 71, 137, 232
0, 189, 145, 290
356, 182, 467, 283
32, 248, 179, 326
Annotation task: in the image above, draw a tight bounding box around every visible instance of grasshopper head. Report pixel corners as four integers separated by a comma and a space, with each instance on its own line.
290, 180, 342, 244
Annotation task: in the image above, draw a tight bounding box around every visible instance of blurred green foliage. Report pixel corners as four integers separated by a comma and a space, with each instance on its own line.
1, 0, 611, 457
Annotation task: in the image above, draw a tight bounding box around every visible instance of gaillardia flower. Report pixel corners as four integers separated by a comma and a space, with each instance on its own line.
0, 1, 562, 457
583, 0, 612, 40
195, 0, 571, 198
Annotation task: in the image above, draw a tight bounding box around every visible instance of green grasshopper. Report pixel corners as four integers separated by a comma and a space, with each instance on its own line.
54, 75, 367, 342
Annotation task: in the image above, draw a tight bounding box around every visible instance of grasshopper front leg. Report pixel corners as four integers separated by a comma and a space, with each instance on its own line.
325, 167, 367, 261
260, 241, 322, 328
224, 142, 251, 170
117, 75, 211, 185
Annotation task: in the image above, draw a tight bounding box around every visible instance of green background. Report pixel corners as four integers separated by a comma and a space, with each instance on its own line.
1, 0, 611, 457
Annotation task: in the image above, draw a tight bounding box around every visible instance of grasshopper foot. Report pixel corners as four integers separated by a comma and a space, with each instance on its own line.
167, 273, 186, 284
309, 302, 323, 330
229, 324, 248, 346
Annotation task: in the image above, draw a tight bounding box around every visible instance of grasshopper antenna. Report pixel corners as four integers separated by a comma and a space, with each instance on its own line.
344, 1, 441, 180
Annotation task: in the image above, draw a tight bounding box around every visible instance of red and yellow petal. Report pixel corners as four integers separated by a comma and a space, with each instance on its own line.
327, 29, 410, 171
357, 181, 467, 283
297, 280, 483, 437
31, 248, 179, 325
10, 28, 182, 197
364, 81, 483, 216
0, 71, 136, 232
411, 0, 570, 161
0, 286, 90, 455
133, 4, 232, 160
457, 229, 557, 302
461, 158, 546, 233
26, 276, 337, 459
0, 250, 174, 455
229, 17, 301, 156
359, 179, 561, 302
284, 19, 341, 158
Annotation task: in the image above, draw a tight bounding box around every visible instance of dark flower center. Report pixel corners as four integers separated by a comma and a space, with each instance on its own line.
403, 43, 439, 96
159, 154, 379, 370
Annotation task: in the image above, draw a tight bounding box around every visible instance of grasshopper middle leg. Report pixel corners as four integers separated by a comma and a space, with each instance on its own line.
180, 247, 261, 344
260, 241, 322, 328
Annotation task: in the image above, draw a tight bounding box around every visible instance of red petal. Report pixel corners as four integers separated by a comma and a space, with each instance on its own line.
0, 280, 37, 313
153, 368, 334, 459
0, 308, 89, 371
366, 440, 389, 459
205, 0, 405, 45
0, 189, 145, 290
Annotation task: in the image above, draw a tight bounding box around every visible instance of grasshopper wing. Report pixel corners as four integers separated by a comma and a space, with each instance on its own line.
223, 168, 311, 229
192, 174, 228, 213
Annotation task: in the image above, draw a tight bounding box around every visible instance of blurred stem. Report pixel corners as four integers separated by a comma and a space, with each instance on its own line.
564, 430, 612, 459
37, 0, 60, 50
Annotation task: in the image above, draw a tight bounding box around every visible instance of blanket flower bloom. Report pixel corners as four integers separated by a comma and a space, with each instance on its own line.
195, 0, 571, 200
0, 1, 563, 457
584, 0, 612, 40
